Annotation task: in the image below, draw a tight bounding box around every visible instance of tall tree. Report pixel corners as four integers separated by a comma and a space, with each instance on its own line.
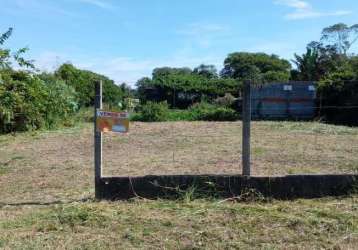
292, 47, 319, 81
292, 41, 345, 81
193, 64, 218, 79
221, 52, 291, 82
321, 23, 358, 55
55, 63, 125, 107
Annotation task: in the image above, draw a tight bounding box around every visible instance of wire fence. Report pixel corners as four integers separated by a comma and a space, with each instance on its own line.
5, 82, 356, 177
102, 81, 358, 177
102, 111, 358, 177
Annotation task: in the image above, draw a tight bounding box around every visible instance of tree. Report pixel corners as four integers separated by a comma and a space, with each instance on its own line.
137, 67, 238, 108
55, 63, 125, 107
0, 28, 35, 70
292, 47, 319, 81
292, 41, 345, 81
349, 55, 358, 78
119, 83, 133, 97
152, 67, 192, 82
321, 23, 358, 55
193, 64, 218, 79
221, 52, 291, 82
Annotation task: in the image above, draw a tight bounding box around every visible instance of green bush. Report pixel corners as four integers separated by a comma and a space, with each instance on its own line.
189, 102, 238, 121
54, 64, 126, 108
0, 70, 78, 133
72, 107, 94, 123
133, 101, 169, 122
166, 109, 193, 121
318, 79, 358, 125
131, 102, 239, 122
44, 79, 78, 128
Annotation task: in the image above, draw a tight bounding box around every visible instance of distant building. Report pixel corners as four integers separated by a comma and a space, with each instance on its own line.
251, 82, 317, 119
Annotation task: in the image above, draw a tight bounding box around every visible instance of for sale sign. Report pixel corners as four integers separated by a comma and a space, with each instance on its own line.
96, 110, 129, 133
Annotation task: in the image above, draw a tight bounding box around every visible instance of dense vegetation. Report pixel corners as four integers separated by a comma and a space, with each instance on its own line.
136, 22, 358, 125
289, 23, 358, 125
1, 22, 358, 134
54, 64, 129, 107
0, 28, 130, 134
136, 67, 239, 109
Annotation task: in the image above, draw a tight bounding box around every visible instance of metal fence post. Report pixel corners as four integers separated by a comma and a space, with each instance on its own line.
94, 80, 103, 199
242, 80, 251, 176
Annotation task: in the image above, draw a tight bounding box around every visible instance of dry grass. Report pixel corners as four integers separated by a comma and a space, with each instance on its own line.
102, 121, 358, 176
0, 121, 357, 204
0, 197, 357, 249
0, 121, 357, 249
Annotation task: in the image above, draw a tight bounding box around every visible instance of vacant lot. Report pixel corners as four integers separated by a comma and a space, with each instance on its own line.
103, 121, 358, 176
0, 121, 357, 249
1, 121, 358, 204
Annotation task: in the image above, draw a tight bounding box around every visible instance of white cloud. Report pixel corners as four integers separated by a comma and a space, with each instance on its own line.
286, 10, 351, 20
275, 0, 310, 10
274, 0, 351, 20
78, 0, 114, 10
177, 23, 230, 49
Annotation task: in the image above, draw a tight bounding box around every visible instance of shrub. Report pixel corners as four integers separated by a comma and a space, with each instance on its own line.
44, 79, 78, 127
189, 102, 238, 121
54, 64, 126, 108
318, 80, 358, 125
213, 93, 237, 108
131, 102, 239, 122
0, 70, 78, 133
166, 109, 193, 121
134, 101, 169, 122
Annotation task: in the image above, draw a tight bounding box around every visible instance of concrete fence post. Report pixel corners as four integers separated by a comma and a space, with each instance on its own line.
242, 80, 251, 176
94, 80, 103, 199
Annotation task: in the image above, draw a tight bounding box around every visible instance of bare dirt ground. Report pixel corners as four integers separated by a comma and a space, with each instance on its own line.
0, 121, 357, 204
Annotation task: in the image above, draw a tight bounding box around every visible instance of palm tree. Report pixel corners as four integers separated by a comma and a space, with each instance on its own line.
292, 47, 320, 81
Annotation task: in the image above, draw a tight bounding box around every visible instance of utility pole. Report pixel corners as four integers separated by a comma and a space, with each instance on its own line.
242, 80, 251, 176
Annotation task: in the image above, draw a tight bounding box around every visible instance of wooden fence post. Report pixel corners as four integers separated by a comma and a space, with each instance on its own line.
94, 80, 103, 199
242, 80, 251, 176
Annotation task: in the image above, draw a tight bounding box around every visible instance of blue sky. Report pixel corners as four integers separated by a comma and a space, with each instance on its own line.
1, 0, 357, 85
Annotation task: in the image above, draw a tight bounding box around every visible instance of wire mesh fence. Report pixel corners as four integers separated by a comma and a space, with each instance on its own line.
101, 120, 358, 177
102, 122, 243, 176
101, 81, 358, 177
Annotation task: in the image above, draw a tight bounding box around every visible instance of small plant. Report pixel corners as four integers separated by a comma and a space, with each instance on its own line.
52, 205, 107, 229
133, 101, 169, 122
213, 93, 237, 108
189, 102, 239, 121
237, 188, 267, 202
181, 185, 197, 203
